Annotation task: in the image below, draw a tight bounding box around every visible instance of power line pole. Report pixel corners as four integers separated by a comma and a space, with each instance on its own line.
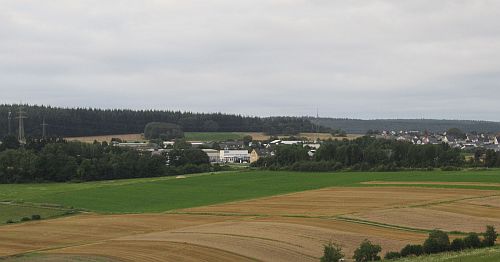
16, 106, 27, 143
316, 108, 320, 142
7, 111, 12, 135
41, 117, 48, 139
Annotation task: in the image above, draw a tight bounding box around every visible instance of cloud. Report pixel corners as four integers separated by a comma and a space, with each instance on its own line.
0, 0, 499, 120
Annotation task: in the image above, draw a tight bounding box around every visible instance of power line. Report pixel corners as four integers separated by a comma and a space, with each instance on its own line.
16, 106, 27, 143
41, 117, 48, 139
7, 111, 12, 135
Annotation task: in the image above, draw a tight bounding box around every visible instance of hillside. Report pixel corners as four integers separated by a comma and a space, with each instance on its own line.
0, 104, 328, 137
313, 118, 500, 134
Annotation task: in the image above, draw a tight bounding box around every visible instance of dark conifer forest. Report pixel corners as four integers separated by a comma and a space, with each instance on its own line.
0, 104, 327, 137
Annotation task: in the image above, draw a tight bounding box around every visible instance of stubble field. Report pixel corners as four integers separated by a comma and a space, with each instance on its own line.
1, 170, 500, 261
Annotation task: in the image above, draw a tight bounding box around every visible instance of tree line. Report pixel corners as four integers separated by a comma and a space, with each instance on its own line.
321, 226, 497, 261
252, 136, 477, 171
0, 136, 218, 184
0, 104, 328, 137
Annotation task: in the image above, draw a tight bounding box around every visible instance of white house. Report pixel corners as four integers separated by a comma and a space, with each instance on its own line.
202, 149, 220, 163
220, 150, 250, 163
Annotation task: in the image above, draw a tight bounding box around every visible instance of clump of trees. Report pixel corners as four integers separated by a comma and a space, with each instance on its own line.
0, 137, 216, 183
320, 241, 344, 262
321, 226, 497, 262
353, 239, 382, 262
384, 226, 497, 260
320, 239, 383, 262
144, 122, 184, 140
253, 136, 464, 171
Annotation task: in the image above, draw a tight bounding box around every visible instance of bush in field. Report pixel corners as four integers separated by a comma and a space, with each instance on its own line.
6, 219, 14, 224
320, 241, 344, 262
20, 217, 31, 222
464, 233, 482, 249
31, 214, 41, 220
384, 251, 401, 260
353, 239, 381, 262
450, 238, 465, 251
483, 225, 497, 247
423, 230, 450, 254
400, 244, 424, 257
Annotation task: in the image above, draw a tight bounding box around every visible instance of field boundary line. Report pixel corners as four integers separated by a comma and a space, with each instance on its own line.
333, 216, 469, 235
408, 193, 500, 208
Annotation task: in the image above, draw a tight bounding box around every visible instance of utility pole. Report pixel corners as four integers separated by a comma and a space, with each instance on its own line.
7, 111, 12, 135
316, 108, 320, 142
16, 106, 27, 143
41, 117, 48, 139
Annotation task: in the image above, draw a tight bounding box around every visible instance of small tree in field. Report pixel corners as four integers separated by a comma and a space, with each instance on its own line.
464, 232, 482, 249
400, 244, 424, 257
320, 241, 344, 262
353, 239, 382, 262
423, 230, 450, 254
450, 238, 465, 251
483, 225, 498, 247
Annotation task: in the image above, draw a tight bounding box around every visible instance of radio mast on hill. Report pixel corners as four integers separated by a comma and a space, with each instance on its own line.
16, 106, 27, 143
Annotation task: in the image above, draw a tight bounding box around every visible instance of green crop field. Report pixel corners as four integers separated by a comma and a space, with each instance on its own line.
1, 170, 500, 214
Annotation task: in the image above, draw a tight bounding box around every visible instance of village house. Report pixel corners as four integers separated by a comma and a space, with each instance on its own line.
220, 149, 250, 163
250, 148, 272, 163
202, 149, 220, 163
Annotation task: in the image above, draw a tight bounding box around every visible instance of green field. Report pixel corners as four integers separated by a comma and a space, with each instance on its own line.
0, 203, 72, 224
398, 246, 500, 262
184, 132, 248, 141
1, 170, 500, 214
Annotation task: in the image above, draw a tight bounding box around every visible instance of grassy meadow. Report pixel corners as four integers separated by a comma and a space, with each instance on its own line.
0, 203, 72, 224
1, 170, 500, 215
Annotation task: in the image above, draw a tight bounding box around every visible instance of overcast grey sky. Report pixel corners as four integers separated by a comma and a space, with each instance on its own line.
1, 1, 499, 120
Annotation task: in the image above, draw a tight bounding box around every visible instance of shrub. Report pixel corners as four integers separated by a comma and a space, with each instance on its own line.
6, 219, 14, 224
483, 225, 498, 247
450, 238, 465, 251
384, 251, 401, 260
400, 244, 424, 257
464, 233, 482, 249
31, 214, 41, 220
320, 241, 344, 262
353, 239, 382, 262
441, 166, 461, 171
21, 217, 31, 222
423, 230, 450, 254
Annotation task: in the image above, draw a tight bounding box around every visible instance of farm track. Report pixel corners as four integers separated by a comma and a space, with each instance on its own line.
2, 186, 500, 261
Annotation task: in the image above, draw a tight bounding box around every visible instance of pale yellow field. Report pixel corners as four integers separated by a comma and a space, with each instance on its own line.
64, 132, 361, 143
65, 134, 145, 143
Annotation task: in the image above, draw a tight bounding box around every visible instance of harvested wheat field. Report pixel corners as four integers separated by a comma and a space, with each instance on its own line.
45, 218, 426, 262
0, 213, 232, 257
462, 195, 500, 208
46, 241, 255, 262
2, 186, 500, 261
65, 134, 145, 143
180, 187, 498, 217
